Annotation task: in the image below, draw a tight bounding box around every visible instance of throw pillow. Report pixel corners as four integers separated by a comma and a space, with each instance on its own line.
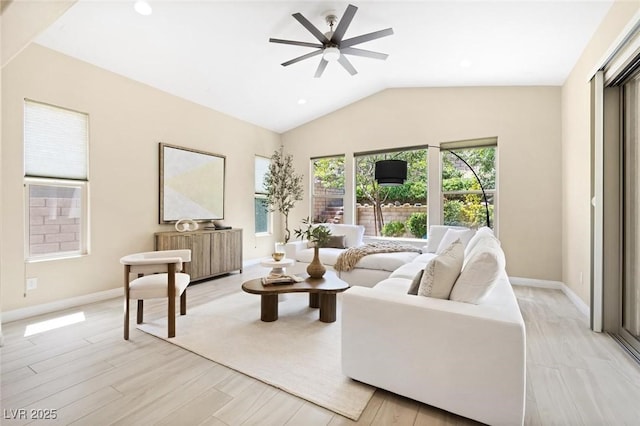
417, 239, 464, 299
450, 245, 505, 304
463, 234, 500, 268
436, 228, 476, 254
425, 225, 469, 253
407, 269, 424, 295
325, 234, 347, 249
330, 224, 365, 247
463, 226, 495, 257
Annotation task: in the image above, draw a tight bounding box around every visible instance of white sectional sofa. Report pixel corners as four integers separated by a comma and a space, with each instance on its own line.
285, 223, 422, 286
341, 227, 526, 426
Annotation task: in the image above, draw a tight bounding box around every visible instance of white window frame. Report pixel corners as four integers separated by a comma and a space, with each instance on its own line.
436, 138, 498, 231
311, 155, 345, 223
353, 147, 428, 239
24, 99, 90, 262
254, 155, 272, 236
24, 178, 89, 262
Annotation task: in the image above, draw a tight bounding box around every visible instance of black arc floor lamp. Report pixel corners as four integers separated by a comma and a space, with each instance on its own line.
443, 149, 491, 228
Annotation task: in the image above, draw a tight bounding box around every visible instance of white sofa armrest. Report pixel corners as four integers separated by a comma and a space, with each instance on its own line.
341, 286, 525, 426
285, 240, 308, 261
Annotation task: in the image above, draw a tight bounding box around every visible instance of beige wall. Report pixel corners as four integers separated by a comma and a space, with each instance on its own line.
282, 86, 563, 281
1, 0, 75, 67
561, 1, 640, 306
1, 44, 280, 312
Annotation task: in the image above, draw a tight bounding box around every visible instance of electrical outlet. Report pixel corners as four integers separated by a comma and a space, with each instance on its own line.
26, 278, 37, 291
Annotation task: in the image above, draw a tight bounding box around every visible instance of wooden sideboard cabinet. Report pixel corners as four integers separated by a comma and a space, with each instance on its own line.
155, 228, 243, 281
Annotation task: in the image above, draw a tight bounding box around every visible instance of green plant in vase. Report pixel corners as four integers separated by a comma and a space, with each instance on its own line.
294, 217, 331, 278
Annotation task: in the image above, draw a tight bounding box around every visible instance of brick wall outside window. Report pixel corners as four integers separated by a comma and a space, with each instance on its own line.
28, 193, 81, 256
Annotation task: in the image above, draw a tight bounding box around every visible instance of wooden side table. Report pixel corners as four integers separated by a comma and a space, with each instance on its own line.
260, 257, 295, 274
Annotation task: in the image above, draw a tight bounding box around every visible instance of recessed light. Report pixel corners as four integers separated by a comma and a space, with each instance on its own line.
134, 0, 153, 16
460, 59, 472, 68
297, 99, 307, 105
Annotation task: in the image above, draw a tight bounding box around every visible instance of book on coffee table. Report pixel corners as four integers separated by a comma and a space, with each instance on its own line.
261, 273, 304, 285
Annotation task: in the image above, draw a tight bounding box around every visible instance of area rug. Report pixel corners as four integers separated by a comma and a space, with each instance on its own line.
137, 291, 374, 420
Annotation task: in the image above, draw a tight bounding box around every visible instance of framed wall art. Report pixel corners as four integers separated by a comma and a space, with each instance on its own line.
159, 143, 225, 223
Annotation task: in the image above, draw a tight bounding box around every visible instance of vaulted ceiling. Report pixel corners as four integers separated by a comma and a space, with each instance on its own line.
35, 0, 614, 133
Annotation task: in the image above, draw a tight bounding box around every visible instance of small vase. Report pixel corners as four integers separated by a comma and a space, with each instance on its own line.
307, 246, 326, 278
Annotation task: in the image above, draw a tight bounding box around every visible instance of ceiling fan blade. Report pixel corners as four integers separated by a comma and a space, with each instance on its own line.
340, 47, 388, 60
281, 49, 322, 67
292, 12, 329, 44
341, 28, 394, 48
338, 54, 358, 76
330, 4, 357, 44
269, 38, 323, 49
314, 59, 329, 78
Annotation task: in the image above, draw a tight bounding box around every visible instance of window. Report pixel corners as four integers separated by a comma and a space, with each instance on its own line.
24, 100, 89, 261
311, 156, 345, 224
254, 156, 271, 234
441, 141, 496, 229
355, 148, 428, 238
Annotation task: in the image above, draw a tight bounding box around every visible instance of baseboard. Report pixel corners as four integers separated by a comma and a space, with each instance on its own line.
509, 276, 563, 289
243, 258, 262, 268
3, 262, 263, 324
1, 288, 122, 324
510, 276, 590, 318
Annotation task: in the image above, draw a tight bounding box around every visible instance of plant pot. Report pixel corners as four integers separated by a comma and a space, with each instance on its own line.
307, 246, 326, 278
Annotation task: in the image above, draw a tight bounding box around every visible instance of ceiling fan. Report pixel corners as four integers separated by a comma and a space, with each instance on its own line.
269, 4, 394, 78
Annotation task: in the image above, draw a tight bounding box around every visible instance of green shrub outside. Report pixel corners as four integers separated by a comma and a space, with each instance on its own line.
406, 212, 427, 238
381, 221, 406, 237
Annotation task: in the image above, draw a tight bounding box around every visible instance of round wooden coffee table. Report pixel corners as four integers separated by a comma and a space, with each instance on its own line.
241, 271, 349, 323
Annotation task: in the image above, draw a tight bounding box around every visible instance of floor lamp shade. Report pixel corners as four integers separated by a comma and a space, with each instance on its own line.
375, 160, 407, 186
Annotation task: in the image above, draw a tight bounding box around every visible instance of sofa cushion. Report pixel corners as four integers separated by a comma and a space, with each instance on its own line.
450, 243, 505, 304
418, 239, 464, 299
372, 277, 411, 294
407, 269, 423, 295
295, 247, 344, 265
329, 224, 365, 248
425, 225, 469, 253
464, 226, 495, 257
436, 228, 476, 254
412, 252, 438, 265
390, 261, 430, 280
352, 251, 421, 272
463, 232, 501, 268
325, 234, 347, 249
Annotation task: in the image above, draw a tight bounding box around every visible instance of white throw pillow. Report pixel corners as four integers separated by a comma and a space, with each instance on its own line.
464, 226, 495, 257
418, 239, 464, 299
463, 233, 501, 268
436, 228, 476, 254
425, 225, 468, 253
450, 245, 505, 304
330, 224, 365, 247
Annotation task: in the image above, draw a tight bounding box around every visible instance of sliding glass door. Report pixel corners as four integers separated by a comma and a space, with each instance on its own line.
622, 73, 640, 356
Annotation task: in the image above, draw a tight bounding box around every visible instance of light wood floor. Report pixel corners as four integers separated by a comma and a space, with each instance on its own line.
2, 265, 640, 425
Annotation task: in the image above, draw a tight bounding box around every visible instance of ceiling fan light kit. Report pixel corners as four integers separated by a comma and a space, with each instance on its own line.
269, 3, 393, 78
323, 47, 340, 62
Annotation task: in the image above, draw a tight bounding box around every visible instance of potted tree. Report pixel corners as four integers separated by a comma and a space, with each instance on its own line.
294, 217, 331, 278
264, 147, 304, 249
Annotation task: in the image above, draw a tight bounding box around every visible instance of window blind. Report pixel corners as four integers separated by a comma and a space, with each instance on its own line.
24, 100, 88, 180
255, 156, 270, 194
